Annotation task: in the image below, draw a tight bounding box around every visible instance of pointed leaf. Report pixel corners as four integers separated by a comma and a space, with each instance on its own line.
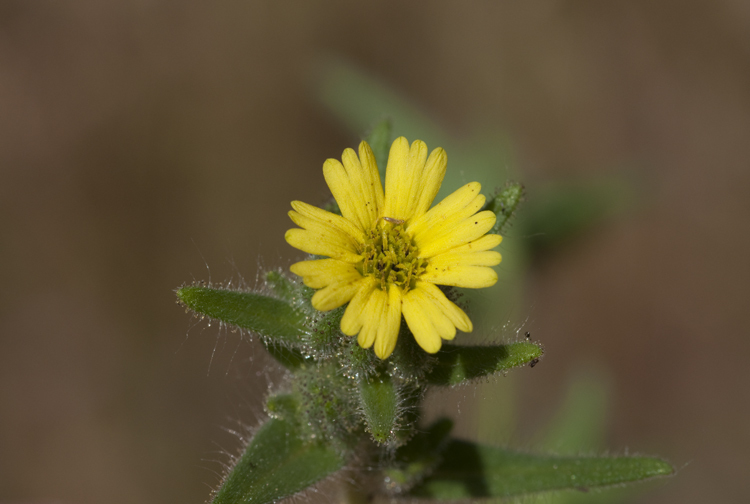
484, 181, 525, 235
176, 285, 306, 344
409, 440, 673, 499
359, 374, 398, 444
364, 118, 392, 181
427, 342, 543, 386
213, 417, 345, 504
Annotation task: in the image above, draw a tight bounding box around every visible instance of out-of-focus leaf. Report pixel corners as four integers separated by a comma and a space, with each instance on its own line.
314, 56, 513, 201
364, 118, 392, 180
176, 285, 305, 344
384, 418, 454, 493
539, 368, 610, 453
212, 416, 345, 504
426, 342, 543, 386
409, 440, 673, 499
519, 177, 635, 258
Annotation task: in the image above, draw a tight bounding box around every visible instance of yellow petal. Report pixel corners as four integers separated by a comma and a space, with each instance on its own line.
288, 210, 360, 251
417, 210, 497, 259
311, 277, 364, 311
382, 137, 410, 220
374, 285, 402, 359
340, 277, 378, 336
414, 287, 456, 341
285, 228, 363, 263
357, 287, 387, 349
407, 182, 483, 239
428, 250, 502, 270
402, 290, 442, 353
342, 148, 380, 230
323, 157, 368, 231
345, 141, 384, 228
421, 264, 498, 289
417, 281, 472, 333
411, 147, 447, 219
383, 138, 428, 220
358, 142, 385, 209
289, 259, 361, 289
441, 234, 503, 254
291, 201, 365, 243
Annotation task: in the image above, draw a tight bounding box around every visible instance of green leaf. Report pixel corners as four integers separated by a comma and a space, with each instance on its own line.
262, 342, 307, 371
213, 417, 345, 504
409, 440, 673, 499
264, 270, 296, 302
364, 118, 392, 181
484, 181, 525, 235
359, 374, 398, 444
426, 342, 543, 386
176, 285, 306, 344
519, 177, 634, 258
384, 418, 454, 492
539, 368, 610, 453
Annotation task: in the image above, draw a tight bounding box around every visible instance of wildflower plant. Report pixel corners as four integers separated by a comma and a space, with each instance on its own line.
176, 121, 673, 503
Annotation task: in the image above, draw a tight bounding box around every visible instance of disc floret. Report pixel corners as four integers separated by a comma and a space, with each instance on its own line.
360, 220, 428, 293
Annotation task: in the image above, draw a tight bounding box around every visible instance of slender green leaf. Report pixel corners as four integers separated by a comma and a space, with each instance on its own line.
364, 118, 392, 181
410, 440, 673, 499
427, 342, 543, 386
176, 285, 306, 344
484, 181, 525, 235
213, 417, 345, 504
359, 374, 398, 444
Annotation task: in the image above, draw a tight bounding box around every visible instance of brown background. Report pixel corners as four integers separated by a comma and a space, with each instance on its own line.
1, 2, 749, 503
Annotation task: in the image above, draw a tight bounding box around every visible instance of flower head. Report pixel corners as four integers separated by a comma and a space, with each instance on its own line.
285, 137, 502, 359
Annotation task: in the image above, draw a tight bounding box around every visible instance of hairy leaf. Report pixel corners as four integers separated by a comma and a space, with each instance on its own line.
359, 374, 398, 444
410, 440, 673, 499
427, 342, 543, 386
484, 181, 525, 235
176, 285, 306, 344
213, 417, 345, 504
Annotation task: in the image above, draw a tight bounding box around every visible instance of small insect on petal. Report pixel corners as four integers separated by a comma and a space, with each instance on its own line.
381, 216, 405, 225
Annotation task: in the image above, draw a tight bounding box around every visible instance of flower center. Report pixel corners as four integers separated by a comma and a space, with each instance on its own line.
359, 220, 427, 292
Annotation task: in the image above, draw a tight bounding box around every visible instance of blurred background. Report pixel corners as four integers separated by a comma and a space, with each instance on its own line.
1, 2, 749, 503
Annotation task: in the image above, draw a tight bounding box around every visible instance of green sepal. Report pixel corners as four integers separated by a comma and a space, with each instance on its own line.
364, 118, 392, 181
426, 342, 543, 386
384, 418, 454, 493
409, 440, 674, 499
176, 285, 306, 344
484, 181, 525, 235
212, 416, 345, 504
358, 373, 399, 444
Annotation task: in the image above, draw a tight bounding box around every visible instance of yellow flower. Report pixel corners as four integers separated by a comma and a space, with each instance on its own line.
285, 137, 502, 359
